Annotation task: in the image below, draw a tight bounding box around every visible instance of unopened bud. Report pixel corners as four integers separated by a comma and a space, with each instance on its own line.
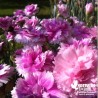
85, 3, 94, 15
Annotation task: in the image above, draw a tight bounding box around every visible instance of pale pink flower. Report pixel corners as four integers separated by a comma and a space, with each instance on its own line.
53, 40, 97, 94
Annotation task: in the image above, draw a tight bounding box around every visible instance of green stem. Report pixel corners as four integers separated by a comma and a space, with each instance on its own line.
49, 0, 54, 18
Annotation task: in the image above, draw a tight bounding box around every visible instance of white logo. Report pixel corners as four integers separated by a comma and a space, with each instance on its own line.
71, 80, 78, 90
71, 80, 97, 96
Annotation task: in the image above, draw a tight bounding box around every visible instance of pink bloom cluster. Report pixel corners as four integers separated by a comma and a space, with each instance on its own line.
0, 64, 14, 87
15, 45, 54, 76
0, 2, 96, 98
0, 4, 94, 46
10, 3, 98, 98
53, 39, 97, 94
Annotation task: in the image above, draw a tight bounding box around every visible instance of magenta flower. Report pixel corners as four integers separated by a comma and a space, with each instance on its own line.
0, 16, 12, 30
53, 40, 97, 94
11, 71, 66, 98
13, 15, 28, 28
69, 16, 84, 25
13, 10, 25, 16
15, 45, 54, 76
41, 18, 71, 44
15, 29, 34, 44
69, 17, 90, 40
72, 25, 90, 40
6, 32, 14, 41
85, 2, 94, 14
43, 50, 54, 71
15, 28, 45, 45
0, 64, 14, 87
24, 4, 39, 16
24, 16, 39, 29
15, 45, 48, 76
11, 77, 38, 98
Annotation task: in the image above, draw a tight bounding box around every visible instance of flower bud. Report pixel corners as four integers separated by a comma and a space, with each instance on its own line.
57, 3, 69, 18
85, 3, 94, 15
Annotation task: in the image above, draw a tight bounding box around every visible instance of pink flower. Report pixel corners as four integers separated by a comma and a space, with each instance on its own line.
43, 50, 54, 71
38, 71, 54, 90
24, 4, 39, 16
15, 45, 45, 76
13, 15, 28, 28
11, 77, 38, 98
15, 28, 45, 45
89, 26, 97, 38
85, 3, 94, 14
11, 71, 66, 98
53, 40, 97, 94
15, 29, 33, 44
24, 16, 39, 29
15, 45, 55, 77
57, 2, 69, 17
0, 64, 14, 87
42, 89, 67, 98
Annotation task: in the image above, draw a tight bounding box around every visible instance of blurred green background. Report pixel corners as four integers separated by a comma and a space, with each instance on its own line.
0, 0, 97, 23
0, 0, 51, 18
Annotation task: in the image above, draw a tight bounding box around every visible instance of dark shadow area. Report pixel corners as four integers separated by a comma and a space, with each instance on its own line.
0, 0, 50, 8
0, 0, 50, 18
